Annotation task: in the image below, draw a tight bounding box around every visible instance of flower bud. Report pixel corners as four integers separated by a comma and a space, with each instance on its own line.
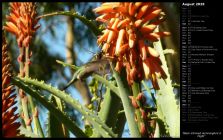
129, 96, 139, 109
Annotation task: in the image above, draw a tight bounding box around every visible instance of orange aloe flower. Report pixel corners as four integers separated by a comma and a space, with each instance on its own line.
3, 2, 40, 48
2, 35, 21, 137
94, 2, 169, 89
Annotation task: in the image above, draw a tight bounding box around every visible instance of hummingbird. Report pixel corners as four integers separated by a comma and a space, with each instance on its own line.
62, 51, 112, 90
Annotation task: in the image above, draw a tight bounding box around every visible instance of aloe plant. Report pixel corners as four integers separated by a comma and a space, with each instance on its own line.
3, 2, 179, 138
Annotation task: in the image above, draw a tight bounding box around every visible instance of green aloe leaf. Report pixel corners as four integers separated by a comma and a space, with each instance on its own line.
92, 82, 122, 137
46, 95, 69, 137
153, 27, 180, 138
11, 77, 87, 137
12, 76, 117, 137
19, 126, 41, 138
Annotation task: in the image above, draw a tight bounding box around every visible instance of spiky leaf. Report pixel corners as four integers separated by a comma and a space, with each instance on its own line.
47, 95, 69, 137
11, 77, 87, 137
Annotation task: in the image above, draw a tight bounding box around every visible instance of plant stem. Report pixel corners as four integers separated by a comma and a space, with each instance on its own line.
19, 47, 32, 131
131, 82, 144, 136
25, 46, 44, 137
132, 82, 151, 137
25, 47, 29, 76
28, 97, 44, 137
111, 64, 141, 137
